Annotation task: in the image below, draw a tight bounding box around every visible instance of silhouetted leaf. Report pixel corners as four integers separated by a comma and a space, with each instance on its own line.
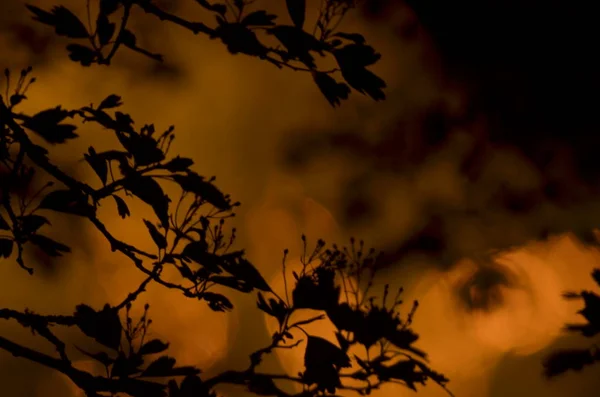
98, 94, 123, 110
66, 44, 96, 66
113, 195, 130, 218
75, 346, 115, 367
202, 292, 233, 311
84, 146, 108, 185
248, 374, 280, 395
226, 257, 271, 292
257, 292, 288, 328
333, 44, 386, 100
212, 22, 269, 57
0, 238, 13, 258
96, 13, 116, 46
592, 268, 600, 288
39, 189, 95, 217
332, 32, 366, 44
312, 72, 350, 107
0, 214, 10, 230
195, 0, 227, 15
267, 25, 326, 67
286, 0, 306, 29
10, 94, 26, 107
143, 219, 167, 249
139, 339, 170, 356
171, 173, 230, 211
112, 352, 144, 378
142, 356, 177, 377
100, 0, 120, 15
179, 374, 212, 397
163, 156, 194, 172
29, 234, 70, 256
74, 304, 122, 350
123, 176, 170, 228
210, 275, 253, 292
241, 10, 277, 26
122, 134, 165, 166
181, 240, 222, 274
19, 214, 49, 235
21, 106, 79, 144
26, 5, 89, 38
120, 29, 137, 47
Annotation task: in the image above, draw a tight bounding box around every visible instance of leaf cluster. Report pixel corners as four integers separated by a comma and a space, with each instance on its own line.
25, 0, 386, 106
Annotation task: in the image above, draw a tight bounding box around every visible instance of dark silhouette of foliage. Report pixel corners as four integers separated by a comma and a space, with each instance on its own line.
24, 0, 387, 106
0, 1, 452, 396
544, 269, 600, 378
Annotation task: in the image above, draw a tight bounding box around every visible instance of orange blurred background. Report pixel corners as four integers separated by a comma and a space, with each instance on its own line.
1, 1, 600, 396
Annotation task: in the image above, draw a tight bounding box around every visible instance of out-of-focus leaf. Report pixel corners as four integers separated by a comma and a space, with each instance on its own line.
143, 219, 167, 249
286, 0, 306, 29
